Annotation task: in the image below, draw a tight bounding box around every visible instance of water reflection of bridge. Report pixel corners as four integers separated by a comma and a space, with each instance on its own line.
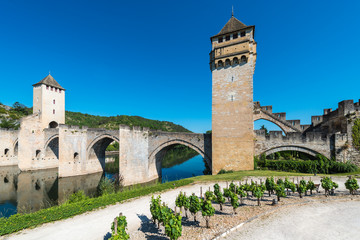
0, 166, 102, 217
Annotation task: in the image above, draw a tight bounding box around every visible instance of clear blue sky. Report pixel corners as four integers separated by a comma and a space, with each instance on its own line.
0, 0, 359, 133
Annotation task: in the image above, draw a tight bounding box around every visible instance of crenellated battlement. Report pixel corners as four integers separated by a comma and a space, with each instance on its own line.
255, 99, 360, 134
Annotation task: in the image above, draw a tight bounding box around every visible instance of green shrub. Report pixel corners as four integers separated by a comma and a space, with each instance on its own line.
218, 169, 234, 174
189, 193, 201, 222
66, 190, 89, 204
321, 177, 338, 197
261, 157, 358, 174
265, 177, 276, 196
201, 197, 215, 228
345, 177, 359, 195
110, 214, 129, 240
306, 180, 316, 195
175, 192, 189, 218
98, 178, 115, 196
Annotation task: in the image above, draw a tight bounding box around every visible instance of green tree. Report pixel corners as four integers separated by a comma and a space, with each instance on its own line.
352, 119, 360, 150
0, 118, 18, 129
260, 125, 269, 137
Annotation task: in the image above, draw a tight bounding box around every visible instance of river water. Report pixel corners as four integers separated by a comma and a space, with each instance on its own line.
0, 154, 205, 218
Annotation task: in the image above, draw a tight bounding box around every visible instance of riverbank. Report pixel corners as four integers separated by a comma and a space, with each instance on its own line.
2, 175, 359, 240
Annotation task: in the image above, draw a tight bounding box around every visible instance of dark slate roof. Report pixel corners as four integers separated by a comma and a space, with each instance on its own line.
33, 74, 65, 90
212, 16, 249, 38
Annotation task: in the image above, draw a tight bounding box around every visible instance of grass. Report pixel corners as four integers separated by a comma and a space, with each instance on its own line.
191, 170, 315, 182
1, 169, 360, 236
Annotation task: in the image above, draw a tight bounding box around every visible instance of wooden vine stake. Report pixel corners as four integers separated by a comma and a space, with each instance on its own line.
113, 217, 118, 235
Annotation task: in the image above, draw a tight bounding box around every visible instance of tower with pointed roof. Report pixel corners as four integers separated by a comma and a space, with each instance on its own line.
210, 14, 257, 173
33, 74, 65, 129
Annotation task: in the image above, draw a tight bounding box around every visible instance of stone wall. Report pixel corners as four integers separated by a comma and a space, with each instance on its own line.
212, 57, 255, 174
254, 130, 331, 159
119, 125, 150, 186
18, 113, 58, 171
0, 129, 19, 166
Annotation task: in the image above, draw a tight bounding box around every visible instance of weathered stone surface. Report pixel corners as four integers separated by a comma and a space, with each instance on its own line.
210, 17, 256, 174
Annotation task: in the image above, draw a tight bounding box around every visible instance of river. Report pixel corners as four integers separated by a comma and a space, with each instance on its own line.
0, 153, 206, 218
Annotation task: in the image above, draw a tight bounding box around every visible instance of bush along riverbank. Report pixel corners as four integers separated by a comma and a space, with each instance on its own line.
255, 154, 359, 174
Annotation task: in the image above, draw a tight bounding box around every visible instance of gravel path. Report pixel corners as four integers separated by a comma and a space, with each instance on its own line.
224, 200, 360, 240
0, 176, 356, 240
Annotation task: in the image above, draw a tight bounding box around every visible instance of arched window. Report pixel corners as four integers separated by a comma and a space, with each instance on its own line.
241, 55, 247, 64
225, 59, 231, 66
49, 121, 58, 128
218, 60, 223, 68
74, 152, 79, 161
4, 148, 9, 156
233, 57, 239, 65
36, 150, 41, 158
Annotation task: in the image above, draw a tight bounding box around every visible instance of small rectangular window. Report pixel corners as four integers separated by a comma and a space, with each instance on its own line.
53, 109, 55, 114
55, 88, 57, 92
53, 100, 55, 104
233, 34, 238, 39
59, 89, 62, 93
51, 87, 53, 91
225, 35, 230, 41
218, 38, 223, 43
240, 31, 246, 37
46, 86, 49, 90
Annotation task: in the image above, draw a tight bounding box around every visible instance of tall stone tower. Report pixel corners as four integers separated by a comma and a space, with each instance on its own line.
210, 14, 257, 174
32, 74, 65, 129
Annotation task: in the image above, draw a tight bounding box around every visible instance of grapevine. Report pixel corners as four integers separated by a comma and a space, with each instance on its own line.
345, 176, 359, 195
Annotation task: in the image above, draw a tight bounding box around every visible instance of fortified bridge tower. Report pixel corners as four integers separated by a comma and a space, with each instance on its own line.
210, 14, 257, 173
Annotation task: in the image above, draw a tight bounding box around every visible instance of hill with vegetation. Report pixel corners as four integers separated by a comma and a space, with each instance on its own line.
0, 102, 190, 132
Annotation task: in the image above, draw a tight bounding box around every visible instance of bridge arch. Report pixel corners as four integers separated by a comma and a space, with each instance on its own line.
254, 118, 288, 135
148, 139, 211, 179
44, 135, 59, 160
87, 134, 119, 172
259, 145, 328, 159
13, 139, 18, 156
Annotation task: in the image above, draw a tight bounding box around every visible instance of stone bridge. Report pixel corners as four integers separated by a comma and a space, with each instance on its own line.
1, 99, 360, 186
254, 130, 332, 159
0, 116, 212, 186
119, 125, 212, 186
